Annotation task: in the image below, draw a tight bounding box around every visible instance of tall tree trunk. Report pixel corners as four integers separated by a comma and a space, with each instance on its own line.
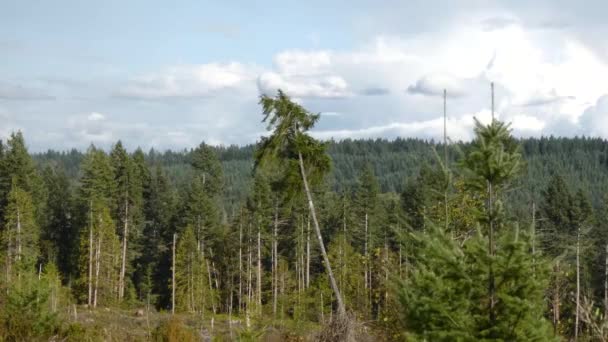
6, 229, 11, 290
575, 226, 581, 340
273, 203, 279, 317
88, 202, 93, 307
531, 202, 536, 276
172, 233, 176, 315
553, 261, 560, 332
605, 243, 608, 318
93, 233, 102, 308
256, 225, 262, 312
118, 196, 128, 301
16, 208, 21, 262
206, 258, 216, 314
488, 181, 495, 324
443, 88, 449, 231
247, 223, 252, 305
298, 152, 346, 316
239, 215, 243, 313
364, 212, 368, 293
306, 217, 310, 289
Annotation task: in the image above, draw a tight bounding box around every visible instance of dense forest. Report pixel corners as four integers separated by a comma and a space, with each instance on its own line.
2, 90, 608, 340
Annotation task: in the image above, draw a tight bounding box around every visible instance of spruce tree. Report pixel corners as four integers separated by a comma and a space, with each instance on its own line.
255, 90, 345, 316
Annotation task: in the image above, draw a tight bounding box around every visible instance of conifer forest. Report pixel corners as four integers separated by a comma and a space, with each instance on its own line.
3, 87, 608, 341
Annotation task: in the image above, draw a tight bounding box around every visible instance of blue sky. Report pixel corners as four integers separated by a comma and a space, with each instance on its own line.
2, 0, 608, 151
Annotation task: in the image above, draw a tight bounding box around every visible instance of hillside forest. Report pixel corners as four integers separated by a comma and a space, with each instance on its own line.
2, 89, 608, 340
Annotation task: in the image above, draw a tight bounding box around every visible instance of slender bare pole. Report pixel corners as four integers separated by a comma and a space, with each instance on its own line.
575, 225, 581, 340
298, 151, 346, 315
88, 201, 93, 307
605, 243, 608, 317
119, 194, 128, 301
443, 89, 449, 231
172, 233, 177, 315
491, 82, 495, 122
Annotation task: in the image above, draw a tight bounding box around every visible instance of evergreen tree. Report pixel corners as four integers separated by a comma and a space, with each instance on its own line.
2, 182, 39, 283
40, 166, 76, 279
190, 142, 224, 198
255, 90, 345, 315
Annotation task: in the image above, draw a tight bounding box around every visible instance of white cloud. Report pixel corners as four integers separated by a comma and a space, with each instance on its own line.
578, 95, 608, 137
88, 112, 105, 121
257, 72, 352, 99
117, 62, 259, 99
407, 73, 468, 98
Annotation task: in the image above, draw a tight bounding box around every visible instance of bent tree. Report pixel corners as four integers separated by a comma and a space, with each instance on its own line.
255, 90, 346, 316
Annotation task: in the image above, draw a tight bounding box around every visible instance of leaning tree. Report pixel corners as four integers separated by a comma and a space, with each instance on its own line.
254, 90, 346, 316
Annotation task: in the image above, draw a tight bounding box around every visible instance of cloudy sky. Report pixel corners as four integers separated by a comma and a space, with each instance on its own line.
2, 0, 608, 151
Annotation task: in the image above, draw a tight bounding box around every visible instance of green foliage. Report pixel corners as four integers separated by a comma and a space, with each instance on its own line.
255, 90, 331, 196
399, 223, 555, 341
0, 272, 59, 341
2, 181, 39, 280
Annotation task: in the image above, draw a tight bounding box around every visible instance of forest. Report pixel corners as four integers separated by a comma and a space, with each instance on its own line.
2, 90, 608, 341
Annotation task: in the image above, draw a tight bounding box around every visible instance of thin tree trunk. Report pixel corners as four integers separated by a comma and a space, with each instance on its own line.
93, 233, 102, 308
306, 217, 310, 289
443, 88, 449, 231
385, 233, 389, 306
6, 228, 11, 291
239, 214, 243, 313
605, 243, 608, 318
206, 258, 216, 314
553, 261, 560, 331
172, 233, 176, 315
273, 203, 279, 316
16, 208, 21, 262
247, 222, 252, 305
257, 225, 262, 312
118, 196, 128, 301
488, 181, 495, 324
576, 226, 581, 340
364, 212, 368, 292
88, 202, 93, 307
532, 202, 536, 275
297, 151, 346, 316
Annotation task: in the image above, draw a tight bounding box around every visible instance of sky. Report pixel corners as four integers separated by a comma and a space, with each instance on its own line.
2, 0, 608, 152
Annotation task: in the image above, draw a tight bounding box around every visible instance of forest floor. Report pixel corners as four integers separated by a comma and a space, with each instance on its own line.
60, 305, 327, 341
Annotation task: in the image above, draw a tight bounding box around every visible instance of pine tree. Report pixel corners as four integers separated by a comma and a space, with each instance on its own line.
40, 166, 76, 279
174, 225, 211, 313
461, 119, 523, 326
190, 142, 224, 198
255, 90, 345, 316
2, 181, 39, 284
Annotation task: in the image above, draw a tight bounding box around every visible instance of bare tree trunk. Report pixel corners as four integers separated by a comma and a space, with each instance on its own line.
206, 258, 216, 314
239, 215, 243, 313
553, 261, 560, 331
247, 222, 252, 305
488, 181, 495, 324
605, 243, 608, 318
273, 203, 279, 316
384, 233, 389, 307
93, 234, 102, 308
306, 217, 310, 289
172, 233, 176, 315
6, 229, 11, 291
443, 89, 449, 232
118, 197, 128, 301
576, 226, 581, 340
16, 208, 21, 262
88, 202, 93, 307
298, 152, 346, 316
532, 202, 536, 275
256, 225, 262, 312
364, 212, 368, 294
